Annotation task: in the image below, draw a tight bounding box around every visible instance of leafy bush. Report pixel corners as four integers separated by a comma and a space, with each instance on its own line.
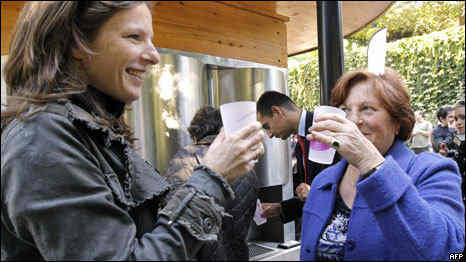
288, 26, 465, 123
347, 1, 465, 46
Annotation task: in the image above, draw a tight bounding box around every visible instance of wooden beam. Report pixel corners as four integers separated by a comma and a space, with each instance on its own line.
217, 1, 290, 22
1, 1, 288, 67
152, 1, 287, 67
1, 1, 24, 56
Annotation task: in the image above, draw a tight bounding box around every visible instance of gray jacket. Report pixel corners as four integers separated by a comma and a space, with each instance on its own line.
1, 99, 234, 260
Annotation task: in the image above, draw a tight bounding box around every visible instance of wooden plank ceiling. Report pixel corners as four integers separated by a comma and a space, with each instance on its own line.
276, 1, 393, 56
2, 1, 392, 67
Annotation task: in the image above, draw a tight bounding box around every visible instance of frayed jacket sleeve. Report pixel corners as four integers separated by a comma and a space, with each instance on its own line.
357, 154, 465, 260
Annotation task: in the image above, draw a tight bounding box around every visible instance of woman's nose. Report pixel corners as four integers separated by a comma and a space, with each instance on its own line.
142, 41, 160, 66
346, 111, 362, 125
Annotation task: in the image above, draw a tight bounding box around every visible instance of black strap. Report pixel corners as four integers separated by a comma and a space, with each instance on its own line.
194, 153, 201, 165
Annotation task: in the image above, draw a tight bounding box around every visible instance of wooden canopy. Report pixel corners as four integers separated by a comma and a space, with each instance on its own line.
2, 1, 392, 67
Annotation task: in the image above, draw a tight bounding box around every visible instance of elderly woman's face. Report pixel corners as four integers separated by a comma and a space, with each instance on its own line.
340, 81, 400, 156
80, 4, 159, 103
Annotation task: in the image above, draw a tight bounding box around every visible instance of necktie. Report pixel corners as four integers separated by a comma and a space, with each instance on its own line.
297, 136, 308, 183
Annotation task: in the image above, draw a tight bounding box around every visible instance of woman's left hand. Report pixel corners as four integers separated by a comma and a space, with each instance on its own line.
307, 113, 384, 174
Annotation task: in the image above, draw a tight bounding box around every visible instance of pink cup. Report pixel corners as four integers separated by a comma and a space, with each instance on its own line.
308, 106, 346, 164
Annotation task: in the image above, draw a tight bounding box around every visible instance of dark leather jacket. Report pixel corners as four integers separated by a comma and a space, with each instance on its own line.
164, 135, 258, 260
1, 97, 234, 260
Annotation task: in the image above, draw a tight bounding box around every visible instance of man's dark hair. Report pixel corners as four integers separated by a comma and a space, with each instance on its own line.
187, 106, 223, 141
256, 91, 297, 117
437, 106, 453, 121
454, 99, 465, 109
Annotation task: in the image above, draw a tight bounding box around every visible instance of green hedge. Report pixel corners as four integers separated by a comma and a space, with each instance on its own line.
289, 26, 465, 123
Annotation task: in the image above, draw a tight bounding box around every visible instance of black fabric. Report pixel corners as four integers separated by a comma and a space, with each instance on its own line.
71, 85, 126, 118
163, 136, 258, 261
280, 111, 340, 224
1, 96, 232, 260
315, 192, 351, 261
197, 171, 258, 261
431, 124, 455, 152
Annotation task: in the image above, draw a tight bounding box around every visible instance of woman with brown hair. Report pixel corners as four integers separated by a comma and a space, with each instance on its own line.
1, 2, 264, 260
300, 68, 464, 260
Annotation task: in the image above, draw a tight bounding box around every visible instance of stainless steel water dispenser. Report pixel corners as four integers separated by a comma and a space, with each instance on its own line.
125, 48, 297, 259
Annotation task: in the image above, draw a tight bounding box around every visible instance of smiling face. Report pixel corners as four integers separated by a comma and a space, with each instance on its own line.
79, 4, 159, 103
339, 81, 400, 156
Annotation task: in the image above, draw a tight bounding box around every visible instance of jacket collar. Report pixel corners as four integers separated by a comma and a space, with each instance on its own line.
71, 85, 126, 119
316, 139, 415, 190
49, 99, 171, 208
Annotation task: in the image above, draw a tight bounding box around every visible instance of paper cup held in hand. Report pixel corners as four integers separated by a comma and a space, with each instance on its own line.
220, 101, 257, 136
308, 106, 346, 164
253, 199, 267, 225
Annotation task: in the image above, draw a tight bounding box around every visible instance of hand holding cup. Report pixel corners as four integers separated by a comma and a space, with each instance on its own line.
203, 122, 265, 184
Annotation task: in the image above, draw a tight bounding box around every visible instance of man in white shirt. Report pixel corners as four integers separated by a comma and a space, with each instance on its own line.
256, 91, 340, 240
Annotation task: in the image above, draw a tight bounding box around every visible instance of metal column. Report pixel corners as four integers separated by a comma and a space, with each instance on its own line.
316, 1, 345, 105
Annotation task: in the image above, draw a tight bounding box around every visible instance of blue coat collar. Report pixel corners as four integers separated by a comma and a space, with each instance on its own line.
315, 139, 415, 190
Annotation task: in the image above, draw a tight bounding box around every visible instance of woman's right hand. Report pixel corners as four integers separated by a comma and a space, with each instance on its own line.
202, 121, 265, 184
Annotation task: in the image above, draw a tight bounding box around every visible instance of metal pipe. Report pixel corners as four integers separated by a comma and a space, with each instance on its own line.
316, 1, 345, 105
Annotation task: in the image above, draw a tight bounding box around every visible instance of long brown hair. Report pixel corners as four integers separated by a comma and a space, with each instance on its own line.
1, 1, 147, 145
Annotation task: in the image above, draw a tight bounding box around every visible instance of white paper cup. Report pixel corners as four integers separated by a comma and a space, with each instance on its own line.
308, 106, 346, 164
220, 101, 257, 135
220, 101, 258, 164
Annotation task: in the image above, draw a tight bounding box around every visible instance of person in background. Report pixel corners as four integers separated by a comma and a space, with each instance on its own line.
1, 2, 264, 260
447, 105, 456, 130
454, 100, 465, 206
300, 68, 464, 260
163, 106, 258, 261
409, 110, 433, 154
431, 106, 456, 153
439, 100, 465, 205
256, 91, 340, 240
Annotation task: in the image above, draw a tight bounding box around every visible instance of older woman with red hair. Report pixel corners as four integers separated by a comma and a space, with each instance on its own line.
300, 68, 464, 261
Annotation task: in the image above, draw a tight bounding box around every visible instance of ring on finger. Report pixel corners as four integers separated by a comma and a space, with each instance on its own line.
331, 137, 341, 149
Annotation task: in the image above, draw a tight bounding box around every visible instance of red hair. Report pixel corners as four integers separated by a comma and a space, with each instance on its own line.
330, 68, 415, 141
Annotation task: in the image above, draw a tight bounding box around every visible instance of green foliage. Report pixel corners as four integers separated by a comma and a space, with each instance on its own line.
288, 26, 465, 123
388, 26, 465, 123
348, 1, 465, 46
288, 54, 321, 111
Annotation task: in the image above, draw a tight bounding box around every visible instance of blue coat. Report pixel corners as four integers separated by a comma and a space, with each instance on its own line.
300, 140, 465, 261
